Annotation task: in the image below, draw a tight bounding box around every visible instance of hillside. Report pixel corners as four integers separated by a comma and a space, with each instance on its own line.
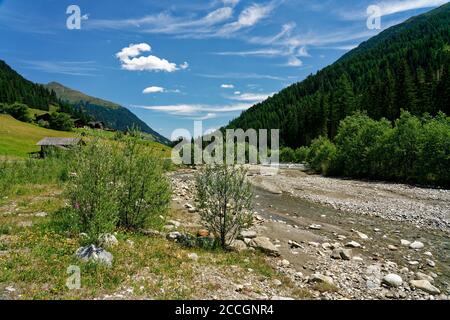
227, 3, 450, 148
0, 60, 57, 111
0, 114, 74, 158
46, 82, 170, 145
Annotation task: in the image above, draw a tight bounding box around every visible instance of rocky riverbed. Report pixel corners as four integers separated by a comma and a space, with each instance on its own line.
169, 167, 450, 300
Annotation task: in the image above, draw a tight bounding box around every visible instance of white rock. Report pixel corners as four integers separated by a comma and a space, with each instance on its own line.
309, 274, 334, 286
400, 239, 411, 246
309, 224, 322, 230
355, 231, 369, 240
346, 241, 361, 248
98, 233, 118, 247
382, 274, 403, 288
388, 245, 398, 251
187, 253, 199, 261
409, 241, 424, 250
410, 280, 440, 295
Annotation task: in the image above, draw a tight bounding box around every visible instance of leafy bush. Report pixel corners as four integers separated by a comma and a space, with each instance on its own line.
195, 165, 253, 249
48, 112, 74, 131
307, 136, 337, 175
280, 147, 295, 163
66, 140, 118, 243
116, 133, 171, 230
65, 134, 171, 242
3, 103, 32, 122
294, 146, 309, 163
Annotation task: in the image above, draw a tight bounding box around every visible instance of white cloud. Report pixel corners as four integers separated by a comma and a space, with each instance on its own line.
286, 56, 303, 67
136, 103, 252, 117
195, 113, 218, 120
214, 48, 285, 57
218, 2, 276, 36
116, 43, 184, 72
338, 0, 448, 20
234, 91, 241, 95
198, 72, 285, 80
221, 84, 235, 89
180, 61, 189, 70
230, 92, 274, 102
143, 86, 165, 94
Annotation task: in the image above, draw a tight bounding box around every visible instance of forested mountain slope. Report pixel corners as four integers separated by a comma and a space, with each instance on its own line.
227, 3, 450, 148
46, 82, 170, 145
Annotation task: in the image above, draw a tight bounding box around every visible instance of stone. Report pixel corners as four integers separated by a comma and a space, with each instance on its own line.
187, 253, 199, 261
308, 241, 320, 247
400, 239, 411, 246
271, 296, 294, 300
272, 279, 282, 286
288, 240, 302, 248
331, 248, 352, 260
75, 245, 113, 267
35, 212, 48, 217
98, 233, 118, 247
229, 240, 248, 253
346, 241, 361, 248
280, 259, 290, 267
309, 224, 322, 230
197, 229, 210, 237
426, 259, 436, 267
239, 230, 257, 239
355, 231, 369, 240
353, 256, 364, 262
415, 272, 434, 283
309, 274, 334, 286
423, 251, 433, 257
141, 229, 165, 237
410, 280, 440, 295
382, 274, 403, 288
168, 220, 181, 228
409, 241, 424, 250
166, 231, 182, 241
249, 237, 280, 256
408, 260, 419, 266
388, 245, 398, 251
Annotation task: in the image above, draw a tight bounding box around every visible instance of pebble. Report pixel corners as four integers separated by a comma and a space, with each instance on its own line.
409, 241, 424, 250
400, 239, 411, 246
346, 241, 361, 248
309, 224, 322, 230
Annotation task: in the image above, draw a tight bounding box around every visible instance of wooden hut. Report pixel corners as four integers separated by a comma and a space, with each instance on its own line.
36, 137, 84, 157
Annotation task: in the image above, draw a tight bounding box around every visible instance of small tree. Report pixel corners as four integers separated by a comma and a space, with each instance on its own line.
195, 164, 253, 249
116, 131, 171, 230
49, 112, 74, 131
66, 140, 119, 244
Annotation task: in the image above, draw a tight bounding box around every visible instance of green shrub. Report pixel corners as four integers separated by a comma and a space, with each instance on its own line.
116, 133, 171, 230
66, 140, 119, 244
195, 165, 253, 249
5, 103, 32, 122
307, 136, 337, 175
294, 146, 309, 163
48, 112, 74, 131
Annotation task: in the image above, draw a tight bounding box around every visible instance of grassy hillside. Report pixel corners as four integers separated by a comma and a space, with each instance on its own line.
0, 115, 74, 158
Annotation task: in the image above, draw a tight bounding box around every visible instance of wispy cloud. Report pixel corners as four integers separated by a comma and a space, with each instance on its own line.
134, 103, 252, 119
229, 92, 275, 102
197, 72, 286, 80
20, 60, 98, 76
337, 0, 449, 20
221, 84, 235, 89
143, 86, 165, 94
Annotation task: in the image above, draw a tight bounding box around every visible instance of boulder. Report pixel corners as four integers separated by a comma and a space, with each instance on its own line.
308, 274, 334, 286
331, 248, 353, 260
239, 230, 257, 239
167, 231, 182, 241
98, 233, 118, 247
414, 272, 434, 283
410, 280, 440, 295
75, 245, 113, 267
382, 274, 403, 288
229, 240, 248, 253
346, 241, 361, 248
249, 237, 280, 256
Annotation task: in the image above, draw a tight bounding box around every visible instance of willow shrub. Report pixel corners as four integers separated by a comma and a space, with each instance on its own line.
195, 164, 253, 249
65, 134, 171, 243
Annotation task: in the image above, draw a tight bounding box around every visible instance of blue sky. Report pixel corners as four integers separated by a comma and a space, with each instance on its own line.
0, 0, 448, 139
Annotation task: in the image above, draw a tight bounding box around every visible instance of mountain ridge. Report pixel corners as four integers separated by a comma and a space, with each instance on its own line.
226, 3, 450, 148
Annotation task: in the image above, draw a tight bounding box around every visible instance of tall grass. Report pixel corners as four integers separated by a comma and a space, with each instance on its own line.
0, 150, 73, 199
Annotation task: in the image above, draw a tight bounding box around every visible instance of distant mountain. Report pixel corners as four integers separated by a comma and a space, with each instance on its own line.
45, 82, 170, 145
227, 3, 450, 148
0, 59, 57, 110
